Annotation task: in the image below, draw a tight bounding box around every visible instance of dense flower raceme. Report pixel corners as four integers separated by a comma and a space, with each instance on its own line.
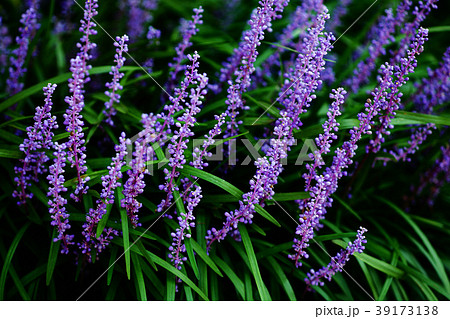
80, 133, 130, 260
63, 0, 99, 201
305, 227, 367, 287
167, 7, 204, 94
390, 0, 438, 64
218, 0, 289, 88
223, 0, 289, 141
13, 83, 58, 205
256, 0, 322, 85
368, 27, 429, 154
122, 52, 207, 225
125, 0, 158, 41
158, 52, 209, 213
6, 7, 40, 96
344, 0, 411, 93
0, 17, 12, 74
290, 28, 429, 267
327, 0, 352, 32
47, 142, 74, 254
390, 46, 450, 162
103, 35, 129, 126
292, 88, 346, 266
206, 6, 334, 250
169, 180, 202, 270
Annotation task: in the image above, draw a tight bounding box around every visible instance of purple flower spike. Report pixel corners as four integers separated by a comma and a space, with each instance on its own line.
63, 0, 99, 201
13, 83, 58, 205
0, 17, 12, 74
305, 227, 367, 287
47, 142, 74, 254
169, 180, 202, 270
126, 0, 158, 41
344, 1, 411, 93
7, 7, 40, 95
104, 35, 129, 126
223, 0, 289, 140
158, 52, 209, 212
167, 6, 204, 93
368, 27, 428, 154
390, 46, 450, 162
80, 133, 130, 261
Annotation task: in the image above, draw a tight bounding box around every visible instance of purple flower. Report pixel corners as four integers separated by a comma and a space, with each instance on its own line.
63, 0, 99, 201
344, 0, 411, 93
327, 0, 353, 32
368, 27, 429, 154
47, 142, 74, 254
13, 83, 58, 205
305, 227, 367, 287
206, 7, 333, 251
158, 52, 209, 212
255, 0, 323, 86
218, 0, 289, 91
290, 28, 428, 268
0, 17, 12, 74
223, 0, 289, 140
7, 7, 40, 95
147, 26, 161, 45
104, 35, 129, 126
390, 46, 450, 162
167, 7, 204, 94
279, 8, 334, 131
390, 0, 438, 64
191, 113, 226, 169
169, 180, 202, 270
126, 0, 158, 41
80, 133, 129, 260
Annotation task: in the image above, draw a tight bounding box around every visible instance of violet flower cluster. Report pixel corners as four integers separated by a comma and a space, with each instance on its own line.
47, 142, 74, 254
13, 83, 58, 205
305, 227, 367, 287
167, 7, 204, 94
7, 7, 40, 96
390, 46, 450, 162
0, 17, 12, 74
158, 52, 209, 212
125, 0, 158, 41
63, 0, 99, 202
206, 6, 334, 251
80, 133, 129, 260
104, 35, 129, 126
390, 0, 438, 64
290, 28, 428, 268
223, 0, 289, 141
368, 27, 429, 154
169, 180, 202, 270
218, 0, 289, 88
344, 0, 411, 93
255, 0, 322, 86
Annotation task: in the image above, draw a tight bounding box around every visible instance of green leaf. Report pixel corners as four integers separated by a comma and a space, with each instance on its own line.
0, 223, 30, 300
131, 253, 147, 301
106, 246, 118, 286
191, 239, 223, 277
212, 255, 245, 299
46, 228, 61, 286
179, 166, 280, 227
238, 224, 271, 301
0, 66, 145, 112
266, 256, 296, 301
0, 149, 22, 159
396, 111, 450, 126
